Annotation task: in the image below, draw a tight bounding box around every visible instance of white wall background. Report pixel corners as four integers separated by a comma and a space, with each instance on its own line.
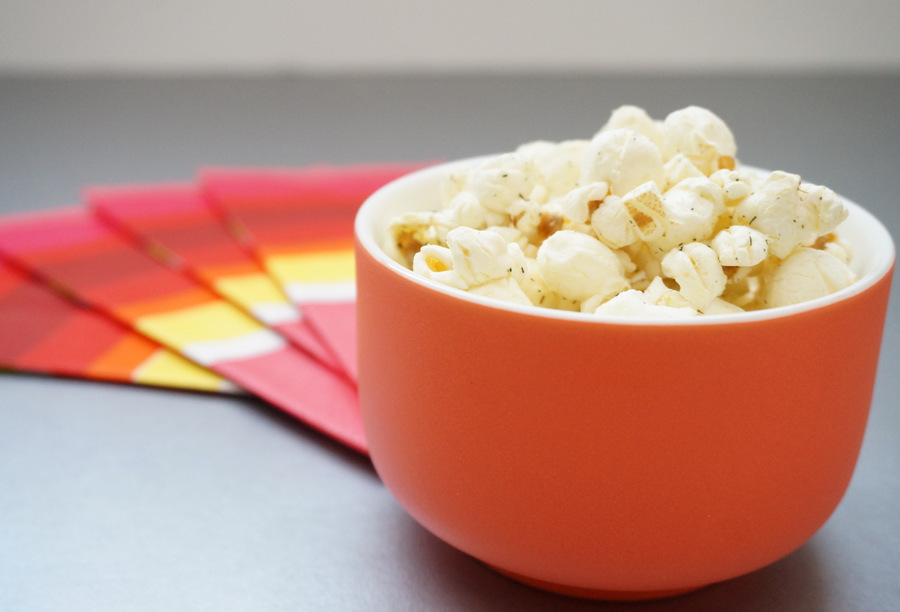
2, 0, 900, 74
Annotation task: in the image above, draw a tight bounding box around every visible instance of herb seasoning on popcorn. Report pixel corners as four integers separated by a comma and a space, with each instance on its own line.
387, 105, 854, 317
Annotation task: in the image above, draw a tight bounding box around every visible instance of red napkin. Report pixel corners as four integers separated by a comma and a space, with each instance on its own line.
0, 207, 366, 453
0, 257, 237, 392
87, 182, 344, 375
201, 163, 431, 382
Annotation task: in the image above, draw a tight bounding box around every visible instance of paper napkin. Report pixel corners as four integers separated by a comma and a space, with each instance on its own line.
87, 182, 343, 375
0, 208, 366, 452
201, 163, 429, 380
0, 257, 237, 392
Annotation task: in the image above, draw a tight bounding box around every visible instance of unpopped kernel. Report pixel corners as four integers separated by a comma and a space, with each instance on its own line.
387, 105, 856, 317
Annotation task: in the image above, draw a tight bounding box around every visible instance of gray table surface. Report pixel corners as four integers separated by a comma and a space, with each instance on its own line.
1, 73, 898, 611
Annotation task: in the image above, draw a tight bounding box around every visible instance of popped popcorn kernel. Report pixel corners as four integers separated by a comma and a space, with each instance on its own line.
593, 289, 698, 319
449, 191, 490, 230
819, 235, 853, 265
800, 182, 848, 235
516, 139, 588, 199
389, 104, 857, 317
507, 198, 543, 241
721, 273, 762, 309
446, 226, 519, 288
415, 245, 451, 272
710, 168, 756, 203
556, 182, 609, 224
388, 207, 468, 266
711, 225, 769, 267
648, 178, 724, 253
537, 230, 629, 303
623, 241, 664, 284
663, 154, 705, 191
412, 245, 468, 290
762, 247, 856, 308
732, 171, 818, 259
670, 177, 726, 215
590, 194, 641, 249
620, 181, 667, 241
518, 256, 562, 308
643, 276, 695, 310
582, 129, 665, 196
468, 153, 538, 214
485, 224, 529, 253
599, 105, 665, 150
662, 106, 737, 175
469, 276, 533, 307
700, 297, 745, 315
661, 242, 727, 309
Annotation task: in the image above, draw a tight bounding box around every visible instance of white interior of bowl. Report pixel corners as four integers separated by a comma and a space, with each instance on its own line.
356, 156, 895, 326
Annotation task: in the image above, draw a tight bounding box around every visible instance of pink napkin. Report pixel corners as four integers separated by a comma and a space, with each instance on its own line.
201, 162, 431, 381
87, 182, 344, 376
0, 257, 238, 392
0, 208, 367, 453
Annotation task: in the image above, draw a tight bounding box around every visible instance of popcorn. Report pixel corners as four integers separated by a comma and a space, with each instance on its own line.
762, 247, 856, 308
467, 153, 538, 214
820, 235, 852, 264
710, 225, 769, 267
507, 197, 544, 241
710, 168, 757, 203
518, 256, 562, 309
732, 173, 849, 261
700, 298, 745, 315
485, 224, 529, 252
536, 230, 629, 303
468, 276, 533, 307
388, 210, 449, 266
642, 276, 695, 310
556, 181, 609, 224
412, 245, 468, 290
800, 182, 848, 235
662, 106, 737, 175
619, 181, 667, 241
599, 105, 665, 150
446, 226, 524, 288
388, 104, 856, 317
592, 289, 698, 319
660, 242, 727, 310
590, 194, 640, 249
663, 154, 706, 190
732, 171, 816, 259
648, 178, 725, 253
516, 140, 588, 199
448, 191, 490, 230
670, 176, 726, 213
623, 241, 664, 284
582, 129, 665, 196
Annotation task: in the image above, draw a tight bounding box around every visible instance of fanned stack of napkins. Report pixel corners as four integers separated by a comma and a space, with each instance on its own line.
0, 163, 428, 454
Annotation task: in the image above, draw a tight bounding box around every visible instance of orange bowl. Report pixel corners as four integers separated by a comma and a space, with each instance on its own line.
354, 158, 895, 600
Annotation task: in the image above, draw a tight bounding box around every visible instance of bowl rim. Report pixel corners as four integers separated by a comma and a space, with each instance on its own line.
355, 156, 896, 327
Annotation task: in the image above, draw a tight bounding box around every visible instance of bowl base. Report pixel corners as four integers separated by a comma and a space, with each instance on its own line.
488, 565, 705, 601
